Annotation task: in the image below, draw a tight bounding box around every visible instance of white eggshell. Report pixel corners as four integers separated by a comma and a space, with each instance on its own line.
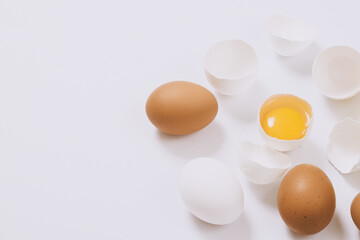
239, 141, 291, 184
204, 40, 258, 95
267, 15, 316, 57
179, 157, 244, 225
313, 46, 360, 100
327, 118, 360, 174
258, 94, 314, 152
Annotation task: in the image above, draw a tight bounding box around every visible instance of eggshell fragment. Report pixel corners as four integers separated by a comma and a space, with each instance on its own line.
313, 46, 360, 100
278, 164, 336, 235
327, 118, 360, 174
267, 15, 316, 56
204, 40, 259, 95
239, 141, 291, 184
258, 94, 313, 152
351, 192, 360, 230
179, 157, 244, 225
146, 81, 218, 135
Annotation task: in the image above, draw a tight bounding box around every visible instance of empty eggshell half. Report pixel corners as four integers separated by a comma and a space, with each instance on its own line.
258, 94, 313, 152
327, 118, 360, 174
267, 15, 316, 57
313, 46, 360, 100
204, 40, 259, 95
239, 141, 291, 184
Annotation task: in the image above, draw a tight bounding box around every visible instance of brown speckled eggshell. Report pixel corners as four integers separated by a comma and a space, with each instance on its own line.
351, 192, 360, 230
146, 81, 218, 135
277, 164, 336, 235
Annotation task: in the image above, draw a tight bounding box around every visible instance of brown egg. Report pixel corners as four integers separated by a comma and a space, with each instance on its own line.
351, 193, 360, 230
146, 81, 218, 135
277, 164, 336, 235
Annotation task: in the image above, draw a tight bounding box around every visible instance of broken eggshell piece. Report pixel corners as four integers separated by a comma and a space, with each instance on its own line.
267, 15, 316, 57
204, 40, 259, 95
239, 141, 291, 185
313, 46, 360, 100
258, 94, 313, 152
327, 118, 360, 174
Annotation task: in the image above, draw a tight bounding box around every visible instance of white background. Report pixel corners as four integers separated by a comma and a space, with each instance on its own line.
1, 0, 360, 239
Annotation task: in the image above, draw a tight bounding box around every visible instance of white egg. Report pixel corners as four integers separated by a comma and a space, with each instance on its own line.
204, 40, 258, 95
239, 141, 291, 184
267, 15, 316, 57
258, 94, 313, 152
179, 157, 244, 225
327, 118, 360, 174
313, 45, 360, 100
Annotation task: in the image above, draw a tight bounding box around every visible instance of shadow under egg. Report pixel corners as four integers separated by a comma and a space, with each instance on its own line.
190, 211, 252, 240
287, 213, 345, 239
326, 213, 346, 239
156, 121, 225, 159
288, 140, 327, 168
245, 179, 282, 208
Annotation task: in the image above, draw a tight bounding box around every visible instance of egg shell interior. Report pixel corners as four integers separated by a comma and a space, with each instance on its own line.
313, 46, 360, 100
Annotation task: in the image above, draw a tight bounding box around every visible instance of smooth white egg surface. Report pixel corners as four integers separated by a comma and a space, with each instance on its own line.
178, 157, 244, 225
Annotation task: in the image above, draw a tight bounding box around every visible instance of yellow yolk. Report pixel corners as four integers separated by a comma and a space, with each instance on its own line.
262, 107, 308, 140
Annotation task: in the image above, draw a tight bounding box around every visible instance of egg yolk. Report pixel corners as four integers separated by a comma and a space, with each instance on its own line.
262, 107, 308, 140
